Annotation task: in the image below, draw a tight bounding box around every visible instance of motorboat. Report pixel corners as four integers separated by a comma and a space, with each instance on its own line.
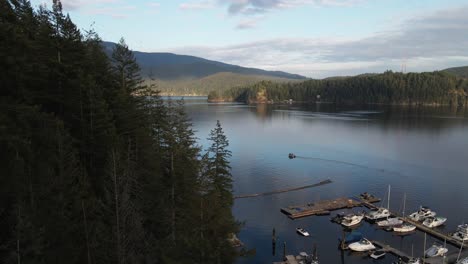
393, 223, 416, 233
288, 153, 296, 159
370, 249, 386, 259
341, 214, 364, 227
377, 217, 403, 227
452, 223, 468, 241
393, 257, 422, 264
424, 244, 448, 258
422, 216, 447, 228
366, 208, 390, 220
296, 227, 310, 237
348, 238, 376, 252
456, 257, 468, 264
409, 206, 436, 221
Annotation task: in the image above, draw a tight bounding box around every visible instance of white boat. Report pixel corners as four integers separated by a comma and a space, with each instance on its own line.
407, 258, 422, 264
393, 223, 417, 233
456, 257, 468, 264
423, 216, 447, 228
341, 214, 364, 227
409, 206, 436, 221
424, 244, 448, 258
453, 223, 468, 241
367, 185, 392, 220
348, 238, 376, 252
370, 249, 386, 259
377, 217, 403, 227
296, 227, 310, 237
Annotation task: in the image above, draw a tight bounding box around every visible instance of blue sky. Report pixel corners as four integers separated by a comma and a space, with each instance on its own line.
31, 0, 468, 78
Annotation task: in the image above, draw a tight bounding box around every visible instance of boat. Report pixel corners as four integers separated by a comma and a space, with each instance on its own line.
370, 249, 386, 259
456, 257, 468, 264
424, 243, 448, 258
452, 223, 468, 241
392, 257, 422, 264
288, 153, 296, 159
423, 216, 447, 228
366, 185, 391, 220
348, 238, 376, 252
409, 206, 436, 221
341, 214, 364, 227
393, 223, 417, 233
377, 217, 403, 227
341, 215, 364, 227
296, 227, 310, 236
310, 244, 319, 264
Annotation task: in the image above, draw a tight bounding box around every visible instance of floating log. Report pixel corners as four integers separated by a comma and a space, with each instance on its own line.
234, 179, 332, 199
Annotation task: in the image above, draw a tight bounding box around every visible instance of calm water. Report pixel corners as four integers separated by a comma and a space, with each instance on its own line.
179, 97, 468, 264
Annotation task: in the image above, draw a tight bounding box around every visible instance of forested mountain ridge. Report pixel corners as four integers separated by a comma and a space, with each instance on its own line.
1, 1, 239, 263
210, 71, 468, 106
102, 41, 307, 80
444, 66, 468, 79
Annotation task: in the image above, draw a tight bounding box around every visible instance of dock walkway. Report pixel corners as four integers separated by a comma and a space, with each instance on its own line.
281, 195, 380, 219
359, 198, 466, 248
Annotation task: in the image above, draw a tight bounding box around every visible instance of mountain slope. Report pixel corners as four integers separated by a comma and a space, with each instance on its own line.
144, 72, 300, 96
102, 41, 306, 80
443, 66, 468, 78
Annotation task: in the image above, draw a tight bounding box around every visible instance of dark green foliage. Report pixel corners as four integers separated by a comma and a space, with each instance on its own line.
444, 66, 468, 79
0, 1, 238, 263
213, 71, 468, 107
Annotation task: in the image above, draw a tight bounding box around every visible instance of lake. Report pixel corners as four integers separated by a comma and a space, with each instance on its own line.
179, 97, 468, 264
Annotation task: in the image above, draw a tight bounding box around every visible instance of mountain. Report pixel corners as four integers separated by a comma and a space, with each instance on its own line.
443, 66, 468, 78
144, 72, 300, 96
102, 41, 306, 80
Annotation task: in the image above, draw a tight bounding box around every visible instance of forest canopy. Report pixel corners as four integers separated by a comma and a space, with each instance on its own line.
0, 0, 239, 263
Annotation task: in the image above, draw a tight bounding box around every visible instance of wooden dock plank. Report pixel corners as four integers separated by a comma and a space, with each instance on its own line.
281, 197, 361, 219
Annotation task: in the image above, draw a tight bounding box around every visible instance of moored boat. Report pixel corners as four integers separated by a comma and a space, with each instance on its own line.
377, 217, 403, 227
423, 216, 447, 228
370, 249, 386, 259
393, 223, 417, 233
409, 206, 436, 221
348, 238, 376, 252
452, 223, 468, 241
456, 257, 468, 264
424, 243, 448, 258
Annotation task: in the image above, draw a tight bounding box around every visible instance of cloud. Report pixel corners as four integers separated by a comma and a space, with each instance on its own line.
168, 6, 468, 77
59, 0, 119, 11
179, 0, 216, 10
85, 5, 136, 19
235, 17, 261, 29
148, 2, 160, 8
220, 0, 364, 15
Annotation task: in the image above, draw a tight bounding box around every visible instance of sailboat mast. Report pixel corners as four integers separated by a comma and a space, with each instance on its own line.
387, 185, 391, 210
403, 193, 406, 218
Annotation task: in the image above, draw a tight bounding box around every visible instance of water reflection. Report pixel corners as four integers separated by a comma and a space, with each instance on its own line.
180, 98, 468, 264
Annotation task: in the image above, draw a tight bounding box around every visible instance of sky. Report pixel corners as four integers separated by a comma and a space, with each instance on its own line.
31, 0, 468, 78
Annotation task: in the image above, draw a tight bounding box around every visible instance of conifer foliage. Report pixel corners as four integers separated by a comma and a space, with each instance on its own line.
0, 1, 239, 263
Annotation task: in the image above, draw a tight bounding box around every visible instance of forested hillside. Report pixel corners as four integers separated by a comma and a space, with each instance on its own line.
144, 72, 299, 96
210, 71, 468, 106
444, 66, 468, 79
0, 1, 239, 263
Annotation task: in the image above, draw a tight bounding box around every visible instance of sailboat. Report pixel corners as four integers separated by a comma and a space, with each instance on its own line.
456, 258, 468, 264
453, 223, 468, 241
377, 187, 402, 226
393, 193, 417, 233
366, 185, 391, 221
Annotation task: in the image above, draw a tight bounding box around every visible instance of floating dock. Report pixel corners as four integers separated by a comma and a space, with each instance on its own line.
358, 197, 467, 248
281, 194, 380, 219
234, 179, 332, 199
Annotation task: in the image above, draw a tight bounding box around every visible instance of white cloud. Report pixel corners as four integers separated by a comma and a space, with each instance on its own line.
168, 6, 468, 78
179, 0, 216, 10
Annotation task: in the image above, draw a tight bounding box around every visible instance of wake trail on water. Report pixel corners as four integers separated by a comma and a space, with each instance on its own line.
295, 156, 406, 177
